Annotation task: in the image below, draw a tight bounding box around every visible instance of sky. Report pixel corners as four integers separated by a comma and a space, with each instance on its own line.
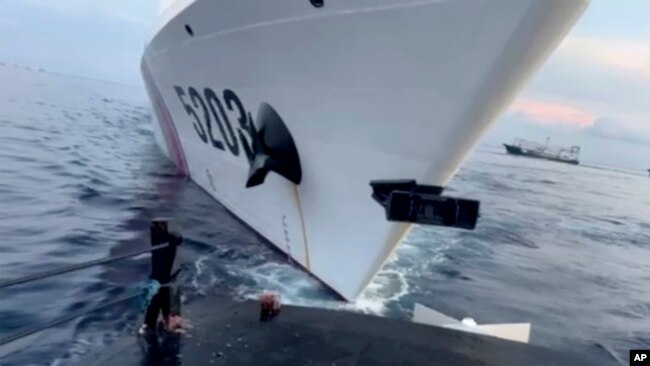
0, 0, 648, 171
481, 1, 650, 171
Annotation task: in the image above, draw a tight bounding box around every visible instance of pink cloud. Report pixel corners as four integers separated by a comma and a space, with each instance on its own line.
557, 37, 650, 79
509, 99, 596, 127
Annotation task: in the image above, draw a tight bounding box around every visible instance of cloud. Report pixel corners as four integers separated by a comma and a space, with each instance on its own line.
556, 36, 650, 79
515, 35, 649, 142
585, 117, 650, 145
18, 0, 87, 17
96, 7, 153, 27
0, 17, 18, 28
509, 98, 596, 127
160, 0, 177, 13
504, 99, 649, 145
17, 0, 158, 27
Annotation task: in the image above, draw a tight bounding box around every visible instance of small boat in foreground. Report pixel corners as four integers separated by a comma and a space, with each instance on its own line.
503, 138, 580, 165
85, 295, 614, 365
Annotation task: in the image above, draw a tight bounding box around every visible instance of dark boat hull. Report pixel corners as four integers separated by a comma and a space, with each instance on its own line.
503, 144, 579, 165
87, 295, 615, 366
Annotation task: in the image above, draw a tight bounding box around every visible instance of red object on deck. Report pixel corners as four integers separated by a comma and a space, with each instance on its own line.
259, 292, 281, 320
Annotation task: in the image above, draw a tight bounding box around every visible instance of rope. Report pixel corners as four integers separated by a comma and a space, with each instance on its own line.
0, 290, 143, 347
0, 278, 173, 347
0, 239, 182, 346
139, 279, 161, 313
0, 243, 170, 290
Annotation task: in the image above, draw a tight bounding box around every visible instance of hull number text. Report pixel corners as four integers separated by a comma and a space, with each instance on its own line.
173, 86, 255, 161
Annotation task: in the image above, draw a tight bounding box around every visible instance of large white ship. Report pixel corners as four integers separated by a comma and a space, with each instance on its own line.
141, 0, 589, 301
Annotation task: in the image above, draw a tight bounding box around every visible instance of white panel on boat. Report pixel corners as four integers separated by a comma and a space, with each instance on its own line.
413, 303, 531, 344
413, 303, 461, 327
475, 323, 532, 344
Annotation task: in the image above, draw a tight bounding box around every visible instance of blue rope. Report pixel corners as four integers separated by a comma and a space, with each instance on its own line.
139, 279, 161, 312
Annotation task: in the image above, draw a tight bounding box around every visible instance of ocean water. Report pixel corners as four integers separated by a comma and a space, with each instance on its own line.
1, 65, 649, 365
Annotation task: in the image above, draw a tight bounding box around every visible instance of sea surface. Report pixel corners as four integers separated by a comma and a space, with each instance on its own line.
1, 65, 649, 366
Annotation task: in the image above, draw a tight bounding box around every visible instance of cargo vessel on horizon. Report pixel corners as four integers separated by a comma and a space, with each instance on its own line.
504, 138, 580, 165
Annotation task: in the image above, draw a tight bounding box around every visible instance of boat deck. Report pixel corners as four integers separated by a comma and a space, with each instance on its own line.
89, 295, 615, 366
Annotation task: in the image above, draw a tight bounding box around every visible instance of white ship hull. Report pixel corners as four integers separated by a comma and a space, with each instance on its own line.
142, 0, 589, 300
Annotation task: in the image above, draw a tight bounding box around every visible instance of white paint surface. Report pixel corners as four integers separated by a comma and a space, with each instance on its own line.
143, 0, 590, 300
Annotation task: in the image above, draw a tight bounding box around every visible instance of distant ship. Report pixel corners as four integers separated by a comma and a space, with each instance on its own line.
503, 138, 580, 165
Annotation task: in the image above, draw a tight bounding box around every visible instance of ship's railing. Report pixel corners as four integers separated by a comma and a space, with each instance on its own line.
0, 219, 183, 348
